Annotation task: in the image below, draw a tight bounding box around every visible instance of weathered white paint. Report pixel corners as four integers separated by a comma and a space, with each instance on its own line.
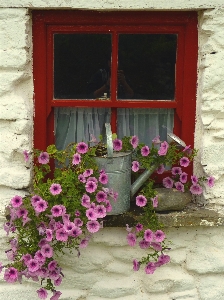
1, 2, 224, 299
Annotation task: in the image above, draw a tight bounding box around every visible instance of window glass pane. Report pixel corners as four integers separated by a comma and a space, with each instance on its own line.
54, 34, 111, 99
54, 107, 111, 149
117, 34, 177, 100
117, 108, 174, 146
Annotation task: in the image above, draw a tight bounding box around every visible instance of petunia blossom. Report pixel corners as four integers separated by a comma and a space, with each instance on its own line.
31, 195, 42, 207
127, 232, 136, 246
81, 194, 91, 208
151, 195, 158, 208
34, 199, 48, 213
38, 152, 49, 164
141, 145, 150, 156
76, 142, 88, 154
4, 267, 18, 283
50, 291, 62, 300
11, 195, 23, 208
72, 153, 81, 165
158, 141, 169, 156
136, 195, 147, 207
171, 167, 182, 176
163, 177, 174, 189
50, 184, 62, 196
41, 244, 53, 258
144, 229, 153, 242
145, 262, 156, 274
78, 174, 86, 183
174, 181, 184, 192
132, 161, 140, 172
190, 184, 203, 195
152, 135, 161, 144
180, 172, 188, 183
136, 223, 143, 232
133, 259, 140, 271
139, 239, 150, 249
37, 288, 48, 299
207, 176, 215, 188
156, 254, 170, 267
180, 157, 190, 167
27, 259, 39, 272
95, 205, 107, 218
96, 191, 107, 203
130, 135, 139, 149
86, 220, 100, 233
51, 205, 63, 217
113, 139, 122, 151
83, 169, 93, 177
85, 180, 97, 193
56, 228, 68, 242
153, 230, 165, 242
99, 172, 108, 184
86, 208, 97, 220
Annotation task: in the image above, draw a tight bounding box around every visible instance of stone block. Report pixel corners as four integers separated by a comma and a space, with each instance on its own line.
0, 166, 31, 189
142, 266, 195, 294
169, 289, 199, 300
92, 228, 128, 247
186, 245, 224, 274
90, 275, 139, 298
198, 275, 224, 300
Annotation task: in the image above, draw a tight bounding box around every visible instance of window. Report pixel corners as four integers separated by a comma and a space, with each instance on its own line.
33, 10, 197, 157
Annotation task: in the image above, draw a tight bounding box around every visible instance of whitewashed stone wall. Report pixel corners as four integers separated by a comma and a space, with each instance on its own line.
1, 2, 224, 300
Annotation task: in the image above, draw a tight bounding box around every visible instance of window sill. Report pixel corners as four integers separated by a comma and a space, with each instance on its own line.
103, 199, 224, 228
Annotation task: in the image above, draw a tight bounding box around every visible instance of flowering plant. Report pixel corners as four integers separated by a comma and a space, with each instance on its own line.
1, 135, 214, 299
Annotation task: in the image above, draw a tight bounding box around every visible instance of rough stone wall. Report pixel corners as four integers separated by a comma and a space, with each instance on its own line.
1, 3, 224, 300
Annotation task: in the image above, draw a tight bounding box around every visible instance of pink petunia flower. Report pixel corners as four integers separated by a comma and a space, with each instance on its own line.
132, 161, 140, 172
48, 260, 58, 271
96, 191, 107, 203
127, 232, 136, 246
11, 195, 23, 208
145, 262, 156, 274
16, 207, 28, 219
76, 142, 88, 154
174, 181, 184, 192
70, 226, 82, 238
144, 229, 153, 242
72, 153, 81, 165
51, 205, 63, 217
21, 253, 32, 265
171, 167, 182, 176
56, 228, 68, 242
74, 218, 83, 227
207, 176, 215, 188
31, 195, 42, 207
85, 180, 97, 193
151, 195, 158, 208
158, 141, 169, 156
86, 208, 97, 220
86, 220, 100, 233
27, 259, 39, 272
156, 254, 170, 267
50, 183, 62, 195
151, 242, 162, 251
78, 174, 86, 183
23, 150, 30, 162
136, 223, 143, 232
136, 195, 147, 207
99, 172, 108, 184
34, 250, 46, 265
163, 177, 174, 189
113, 139, 122, 151
180, 157, 190, 167
81, 194, 91, 208
37, 288, 48, 299
50, 291, 62, 300
83, 169, 93, 177
46, 229, 53, 242
4, 267, 18, 283
180, 172, 188, 183
104, 200, 112, 212
191, 175, 198, 184
141, 145, 150, 156
54, 276, 62, 286
153, 230, 165, 242
34, 199, 48, 213
95, 205, 107, 218
79, 238, 89, 248
157, 164, 165, 174
41, 244, 53, 258
133, 259, 140, 271
38, 152, 49, 164
130, 135, 139, 149
190, 184, 203, 195
139, 239, 150, 249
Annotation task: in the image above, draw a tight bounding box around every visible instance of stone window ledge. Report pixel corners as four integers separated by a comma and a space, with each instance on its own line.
103, 197, 224, 228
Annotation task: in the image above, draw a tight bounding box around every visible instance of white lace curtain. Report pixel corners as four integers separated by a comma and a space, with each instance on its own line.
54, 107, 174, 150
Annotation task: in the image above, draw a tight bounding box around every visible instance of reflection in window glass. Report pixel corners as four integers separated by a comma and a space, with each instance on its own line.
118, 34, 177, 100
117, 108, 174, 145
54, 34, 111, 99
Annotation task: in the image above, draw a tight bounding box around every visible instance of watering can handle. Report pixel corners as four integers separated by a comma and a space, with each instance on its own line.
105, 123, 113, 158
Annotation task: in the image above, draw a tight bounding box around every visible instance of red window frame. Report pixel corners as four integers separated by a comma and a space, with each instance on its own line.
33, 10, 198, 157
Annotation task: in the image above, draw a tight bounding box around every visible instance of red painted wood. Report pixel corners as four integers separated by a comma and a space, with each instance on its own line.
33, 10, 198, 163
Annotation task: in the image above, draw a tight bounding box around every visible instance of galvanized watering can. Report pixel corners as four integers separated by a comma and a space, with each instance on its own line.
94, 124, 158, 215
